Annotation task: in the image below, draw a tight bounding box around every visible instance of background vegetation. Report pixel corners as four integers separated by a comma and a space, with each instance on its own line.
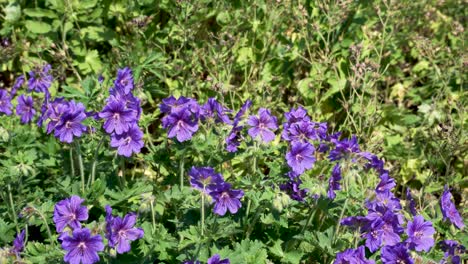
0, 0, 466, 263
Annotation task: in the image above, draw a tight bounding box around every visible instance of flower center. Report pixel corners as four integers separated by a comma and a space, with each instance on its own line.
113, 113, 120, 120
124, 136, 132, 145
221, 192, 229, 199
414, 231, 423, 238
295, 154, 303, 162
259, 123, 266, 130
78, 242, 87, 250
66, 121, 72, 129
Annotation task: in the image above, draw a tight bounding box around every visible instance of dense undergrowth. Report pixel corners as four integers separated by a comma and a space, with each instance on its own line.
0, 0, 466, 263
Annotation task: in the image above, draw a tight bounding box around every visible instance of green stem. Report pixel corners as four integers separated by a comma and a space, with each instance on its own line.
201, 191, 205, 236
70, 147, 75, 176
75, 142, 85, 194
300, 204, 317, 234
150, 200, 156, 233
88, 139, 103, 187
7, 184, 20, 234
333, 198, 349, 246
120, 158, 127, 187
179, 157, 185, 188
36, 209, 54, 245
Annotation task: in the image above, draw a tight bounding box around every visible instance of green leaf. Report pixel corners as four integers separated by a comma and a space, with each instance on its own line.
25, 20, 52, 34
23, 8, 58, 19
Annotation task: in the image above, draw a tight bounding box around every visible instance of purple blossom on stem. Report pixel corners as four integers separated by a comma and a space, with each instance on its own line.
440, 185, 465, 229
108, 213, 144, 254
207, 254, 230, 264
405, 215, 435, 252
188, 167, 224, 192
439, 240, 465, 264
61, 228, 104, 264
43, 97, 68, 133
375, 171, 396, 193
201, 98, 231, 124
285, 142, 316, 174
406, 188, 417, 216
54, 101, 87, 143
98, 98, 137, 134
280, 179, 309, 202
53, 195, 88, 233
381, 243, 414, 264
209, 183, 244, 216
110, 124, 144, 157
333, 246, 375, 264
233, 99, 252, 126
328, 135, 360, 161
247, 108, 278, 143
327, 163, 342, 200
28, 64, 53, 93
160, 96, 199, 116
282, 121, 315, 142
12, 229, 26, 254
16, 94, 35, 123
162, 109, 199, 142
11, 75, 25, 97
0, 89, 12, 115
113, 67, 134, 94
225, 125, 243, 152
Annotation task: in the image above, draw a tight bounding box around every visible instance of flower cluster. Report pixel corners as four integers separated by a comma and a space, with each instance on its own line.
41, 99, 88, 143
99, 67, 144, 157
335, 147, 466, 263
189, 166, 244, 216
280, 107, 330, 201
53, 196, 144, 264
160, 96, 201, 142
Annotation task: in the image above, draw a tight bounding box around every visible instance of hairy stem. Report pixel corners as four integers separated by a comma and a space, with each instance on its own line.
7, 184, 20, 234
201, 191, 205, 236
75, 142, 85, 194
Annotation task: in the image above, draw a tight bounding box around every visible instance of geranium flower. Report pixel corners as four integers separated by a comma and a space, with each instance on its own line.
61, 228, 104, 264
53, 195, 88, 233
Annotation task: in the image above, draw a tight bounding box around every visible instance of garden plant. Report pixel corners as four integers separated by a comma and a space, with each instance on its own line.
0, 0, 466, 263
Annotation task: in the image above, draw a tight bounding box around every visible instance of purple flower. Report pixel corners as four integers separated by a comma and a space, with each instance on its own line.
207, 254, 230, 264
12, 229, 26, 254
105, 205, 113, 244
61, 228, 104, 264
110, 124, 144, 157
362, 153, 385, 174
285, 142, 316, 174
53, 195, 89, 233
381, 243, 414, 264
439, 240, 465, 264
247, 108, 278, 143
282, 121, 316, 142
108, 213, 144, 254
11, 75, 25, 97
405, 215, 435, 252
209, 183, 244, 216
327, 164, 342, 200
340, 216, 369, 230
201, 98, 231, 124
99, 98, 137, 134
375, 171, 396, 193
16, 94, 35, 123
0, 89, 13, 115
160, 96, 199, 115
328, 135, 360, 161
43, 98, 68, 133
225, 125, 243, 152
162, 109, 199, 142
440, 185, 465, 229
233, 99, 252, 126
183, 261, 201, 264
363, 218, 384, 252
188, 167, 224, 192
113, 67, 134, 94
54, 101, 87, 143
28, 64, 53, 93
406, 188, 417, 216
333, 246, 375, 264
284, 107, 310, 124
280, 179, 309, 202
110, 91, 142, 120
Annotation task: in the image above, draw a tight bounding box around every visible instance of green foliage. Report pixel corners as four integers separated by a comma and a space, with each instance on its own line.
0, 0, 466, 263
